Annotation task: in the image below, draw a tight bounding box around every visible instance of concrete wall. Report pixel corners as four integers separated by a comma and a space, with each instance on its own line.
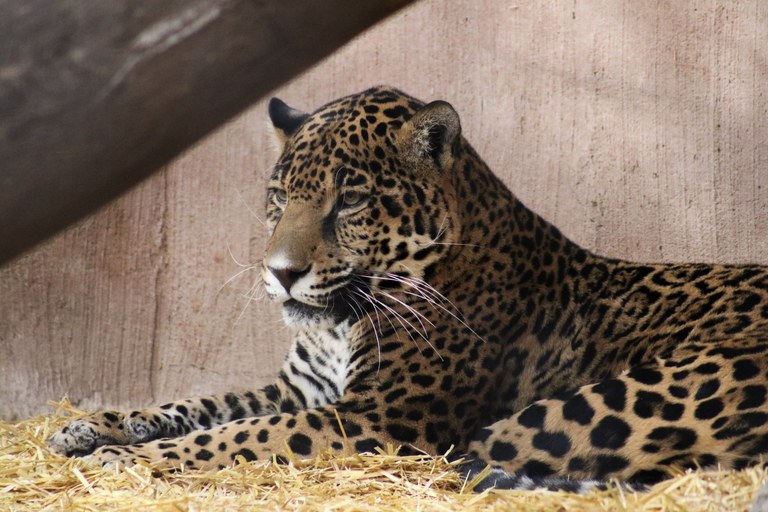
2, 0, 766, 419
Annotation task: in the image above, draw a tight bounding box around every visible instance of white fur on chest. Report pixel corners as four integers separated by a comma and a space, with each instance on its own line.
282, 322, 352, 408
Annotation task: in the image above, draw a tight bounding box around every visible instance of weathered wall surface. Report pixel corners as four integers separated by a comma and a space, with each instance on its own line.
2, 0, 766, 419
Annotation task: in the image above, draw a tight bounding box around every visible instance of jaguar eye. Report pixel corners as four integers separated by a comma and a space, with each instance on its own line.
273, 189, 288, 206
341, 190, 365, 209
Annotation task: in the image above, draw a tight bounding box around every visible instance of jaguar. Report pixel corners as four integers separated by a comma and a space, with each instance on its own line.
48, 86, 768, 492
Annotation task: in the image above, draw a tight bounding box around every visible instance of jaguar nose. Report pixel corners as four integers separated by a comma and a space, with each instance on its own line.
268, 264, 311, 293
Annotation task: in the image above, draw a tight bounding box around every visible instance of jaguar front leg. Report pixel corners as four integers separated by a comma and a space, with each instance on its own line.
47, 386, 290, 458
48, 328, 347, 457
84, 388, 446, 471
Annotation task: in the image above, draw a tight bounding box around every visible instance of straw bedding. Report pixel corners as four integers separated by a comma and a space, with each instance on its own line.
2, 400, 765, 511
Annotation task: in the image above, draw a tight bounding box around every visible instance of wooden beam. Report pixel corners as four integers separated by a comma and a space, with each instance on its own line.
0, 0, 414, 265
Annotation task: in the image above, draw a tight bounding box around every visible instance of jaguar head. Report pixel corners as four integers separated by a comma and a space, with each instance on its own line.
262, 87, 463, 328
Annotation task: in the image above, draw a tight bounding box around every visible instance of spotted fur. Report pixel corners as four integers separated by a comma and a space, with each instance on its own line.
48, 87, 768, 491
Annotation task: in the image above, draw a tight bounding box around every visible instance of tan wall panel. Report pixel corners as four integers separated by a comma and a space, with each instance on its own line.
1, 0, 766, 419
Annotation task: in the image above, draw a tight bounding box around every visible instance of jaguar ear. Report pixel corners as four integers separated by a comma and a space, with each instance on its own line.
268, 97, 309, 144
399, 100, 461, 170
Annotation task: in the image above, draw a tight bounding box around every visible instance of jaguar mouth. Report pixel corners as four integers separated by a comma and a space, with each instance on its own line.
282, 292, 361, 324
283, 298, 326, 315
